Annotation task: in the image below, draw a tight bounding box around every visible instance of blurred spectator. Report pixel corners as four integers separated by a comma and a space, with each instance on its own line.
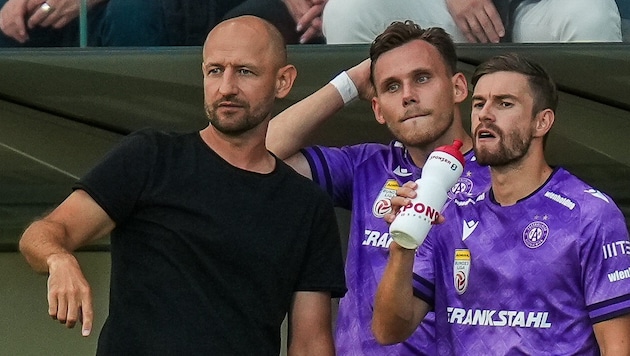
0, 0, 324, 47
322, 0, 623, 44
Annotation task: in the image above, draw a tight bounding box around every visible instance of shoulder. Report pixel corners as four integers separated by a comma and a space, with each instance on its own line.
303, 141, 400, 163
548, 168, 618, 210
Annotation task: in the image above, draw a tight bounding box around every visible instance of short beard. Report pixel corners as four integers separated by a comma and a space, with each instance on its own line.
474, 124, 532, 167
204, 101, 266, 136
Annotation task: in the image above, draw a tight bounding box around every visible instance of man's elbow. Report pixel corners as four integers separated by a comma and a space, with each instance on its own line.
371, 321, 410, 345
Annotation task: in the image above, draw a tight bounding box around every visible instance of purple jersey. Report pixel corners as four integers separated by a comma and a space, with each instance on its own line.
302, 141, 490, 355
413, 167, 630, 355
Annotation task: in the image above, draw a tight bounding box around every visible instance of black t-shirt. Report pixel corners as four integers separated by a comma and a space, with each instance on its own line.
75, 129, 346, 355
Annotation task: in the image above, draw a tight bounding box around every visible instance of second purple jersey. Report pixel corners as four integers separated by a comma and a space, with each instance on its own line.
302, 140, 491, 355
413, 167, 630, 355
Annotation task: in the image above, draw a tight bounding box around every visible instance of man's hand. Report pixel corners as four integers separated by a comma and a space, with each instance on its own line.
47, 253, 94, 337
347, 59, 375, 101
0, 0, 34, 43
26, 0, 84, 31
384, 181, 446, 225
446, 0, 505, 43
384, 181, 418, 224
283, 0, 327, 43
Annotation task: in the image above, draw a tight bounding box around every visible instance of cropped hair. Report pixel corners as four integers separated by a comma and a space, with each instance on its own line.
471, 53, 558, 114
369, 21, 458, 86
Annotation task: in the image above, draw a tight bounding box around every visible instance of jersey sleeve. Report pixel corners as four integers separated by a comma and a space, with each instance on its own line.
412, 227, 438, 307
73, 129, 156, 224
300, 145, 357, 209
579, 196, 630, 323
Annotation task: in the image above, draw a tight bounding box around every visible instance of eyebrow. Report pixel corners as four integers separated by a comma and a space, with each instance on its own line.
472, 93, 519, 101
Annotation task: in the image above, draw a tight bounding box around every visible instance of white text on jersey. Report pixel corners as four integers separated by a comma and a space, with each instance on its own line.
446, 307, 552, 328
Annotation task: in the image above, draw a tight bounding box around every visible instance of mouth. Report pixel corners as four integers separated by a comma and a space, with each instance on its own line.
401, 112, 430, 122
476, 128, 497, 140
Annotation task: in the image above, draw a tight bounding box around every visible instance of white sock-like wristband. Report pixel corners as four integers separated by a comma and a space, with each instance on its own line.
329, 71, 359, 105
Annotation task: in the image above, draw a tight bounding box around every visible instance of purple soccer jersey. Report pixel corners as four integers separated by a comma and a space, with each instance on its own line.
302, 141, 491, 355
413, 167, 630, 355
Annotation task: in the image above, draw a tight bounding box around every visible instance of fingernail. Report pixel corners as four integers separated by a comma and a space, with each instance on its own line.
296, 24, 302, 32
299, 36, 306, 44
82, 328, 90, 336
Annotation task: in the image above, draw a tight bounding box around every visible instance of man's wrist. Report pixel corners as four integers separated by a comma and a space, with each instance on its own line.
329, 71, 358, 105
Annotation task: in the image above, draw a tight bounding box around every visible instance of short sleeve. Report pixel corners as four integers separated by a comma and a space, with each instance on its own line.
74, 129, 156, 224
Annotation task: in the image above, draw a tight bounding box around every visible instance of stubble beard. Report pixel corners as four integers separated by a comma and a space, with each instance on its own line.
474, 124, 532, 167
204, 100, 269, 137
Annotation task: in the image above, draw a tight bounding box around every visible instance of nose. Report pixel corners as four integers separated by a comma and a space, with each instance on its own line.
476, 102, 495, 123
218, 70, 238, 96
401, 83, 418, 107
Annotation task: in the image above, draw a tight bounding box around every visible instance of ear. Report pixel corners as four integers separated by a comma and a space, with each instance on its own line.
452, 72, 468, 104
533, 109, 555, 138
371, 96, 387, 125
275, 64, 297, 99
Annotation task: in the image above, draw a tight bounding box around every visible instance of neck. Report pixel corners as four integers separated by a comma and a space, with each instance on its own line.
199, 124, 275, 174
490, 148, 552, 206
407, 116, 473, 168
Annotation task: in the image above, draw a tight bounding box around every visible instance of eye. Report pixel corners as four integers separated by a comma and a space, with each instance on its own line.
206, 67, 221, 75
238, 68, 253, 75
500, 101, 514, 108
472, 101, 485, 109
416, 75, 429, 83
386, 82, 400, 93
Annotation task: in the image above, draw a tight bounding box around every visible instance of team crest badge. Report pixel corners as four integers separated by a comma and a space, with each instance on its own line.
522, 221, 549, 249
448, 176, 473, 199
372, 179, 400, 218
453, 249, 471, 295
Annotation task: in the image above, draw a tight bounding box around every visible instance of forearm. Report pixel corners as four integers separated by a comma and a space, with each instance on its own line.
267, 83, 344, 159
19, 219, 77, 273
373, 243, 425, 344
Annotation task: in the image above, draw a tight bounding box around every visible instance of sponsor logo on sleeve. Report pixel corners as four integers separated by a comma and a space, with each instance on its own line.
603, 240, 630, 260
608, 267, 630, 282
454, 249, 471, 294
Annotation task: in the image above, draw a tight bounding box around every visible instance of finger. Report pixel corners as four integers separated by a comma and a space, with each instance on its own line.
52, 16, 70, 29
296, 5, 322, 32
483, 3, 505, 40
383, 212, 397, 224
299, 27, 319, 44
47, 287, 59, 320
27, 5, 52, 29
474, 12, 501, 43
396, 186, 417, 199
56, 296, 69, 324
80, 291, 94, 336
467, 17, 490, 43
401, 181, 417, 189
65, 297, 80, 329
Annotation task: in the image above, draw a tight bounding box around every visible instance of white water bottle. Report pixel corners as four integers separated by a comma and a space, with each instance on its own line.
389, 140, 466, 249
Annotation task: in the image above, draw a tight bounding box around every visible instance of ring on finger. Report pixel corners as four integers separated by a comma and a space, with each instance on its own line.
40, 2, 53, 13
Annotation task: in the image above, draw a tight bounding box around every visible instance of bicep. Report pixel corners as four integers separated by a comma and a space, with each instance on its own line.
284, 152, 313, 179
46, 189, 115, 249
288, 291, 334, 355
593, 313, 630, 354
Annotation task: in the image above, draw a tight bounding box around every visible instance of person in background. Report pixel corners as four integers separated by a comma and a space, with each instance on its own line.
322, 0, 622, 43
19, 15, 345, 355
267, 21, 491, 355
0, 0, 326, 46
373, 52, 630, 355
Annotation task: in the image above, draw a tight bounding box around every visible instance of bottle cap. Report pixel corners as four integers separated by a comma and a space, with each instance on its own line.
435, 139, 466, 166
